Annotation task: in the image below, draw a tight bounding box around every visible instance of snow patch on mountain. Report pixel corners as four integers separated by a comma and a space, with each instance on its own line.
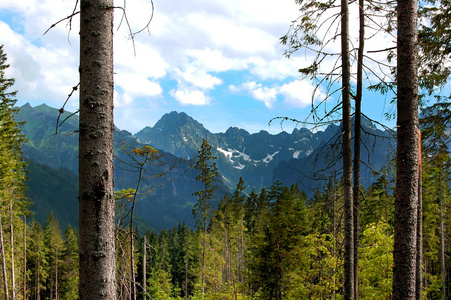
289, 148, 302, 159
217, 147, 251, 162
263, 151, 280, 163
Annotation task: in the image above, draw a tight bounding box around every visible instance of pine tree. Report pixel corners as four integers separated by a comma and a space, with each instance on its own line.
78, 0, 116, 297
192, 139, 217, 296
27, 220, 48, 300
43, 213, 64, 300
60, 225, 79, 300
393, 0, 420, 295
0, 44, 29, 300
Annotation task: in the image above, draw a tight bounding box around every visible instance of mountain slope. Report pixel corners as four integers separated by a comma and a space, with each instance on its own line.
136, 111, 394, 193
18, 103, 394, 230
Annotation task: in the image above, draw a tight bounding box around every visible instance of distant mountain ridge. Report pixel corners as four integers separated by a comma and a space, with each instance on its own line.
16, 103, 395, 230
135, 111, 394, 193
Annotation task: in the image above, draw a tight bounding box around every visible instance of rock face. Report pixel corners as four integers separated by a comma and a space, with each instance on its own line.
18, 104, 395, 230
136, 111, 394, 194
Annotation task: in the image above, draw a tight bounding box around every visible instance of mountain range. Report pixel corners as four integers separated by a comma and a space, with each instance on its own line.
16, 103, 395, 231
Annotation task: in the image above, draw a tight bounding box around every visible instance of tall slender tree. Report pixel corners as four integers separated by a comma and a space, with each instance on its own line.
0, 44, 28, 300
393, 0, 419, 296
192, 139, 217, 297
78, 0, 116, 298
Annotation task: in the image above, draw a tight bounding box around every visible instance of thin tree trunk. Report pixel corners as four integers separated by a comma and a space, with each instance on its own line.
333, 181, 337, 300
202, 219, 206, 297
23, 216, 26, 300
9, 201, 15, 300
143, 235, 146, 300
416, 131, 423, 300
440, 171, 446, 300
393, 0, 419, 295
55, 247, 58, 300
353, 0, 364, 295
79, 0, 116, 298
37, 238, 40, 300
341, 0, 354, 295
0, 214, 9, 300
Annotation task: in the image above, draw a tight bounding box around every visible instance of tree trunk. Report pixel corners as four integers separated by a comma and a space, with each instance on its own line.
37, 239, 40, 300
440, 171, 446, 300
23, 216, 26, 300
341, 0, 354, 296
79, 0, 116, 298
55, 247, 58, 300
143, 235, 146, 300
416, 132, 423, 300
393, 0, 419, 296
353, 0, 364, 296
0, 214, 9, 300
9, 201, 15, 300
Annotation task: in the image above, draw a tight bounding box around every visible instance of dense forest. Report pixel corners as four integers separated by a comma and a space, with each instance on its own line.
1, 151, 450, 299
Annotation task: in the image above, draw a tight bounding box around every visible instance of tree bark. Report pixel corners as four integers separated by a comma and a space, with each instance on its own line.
23, 216, 26, 300
342, 0, 354, 296
0, 215, 8, 300
353, 0, 365, 296
416, 132, 423, 300
143, 235, 146, 300
79, 0, 116, 299
440, 171, 446, 300
9, 201, 15, 300
393, 0, 419, 296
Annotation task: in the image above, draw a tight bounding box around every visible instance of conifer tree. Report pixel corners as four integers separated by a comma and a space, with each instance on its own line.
27, 220, 47, 300
192, 139, 217, 296
43, 213, 64, 300
60, 225, 79, 300
78, 0, 116, 297
0, 44, 28, 300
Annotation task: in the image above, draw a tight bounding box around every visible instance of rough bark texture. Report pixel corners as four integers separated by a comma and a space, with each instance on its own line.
79, 0, 116, 298
342, 0, 354, 296
393, 0, 419, 296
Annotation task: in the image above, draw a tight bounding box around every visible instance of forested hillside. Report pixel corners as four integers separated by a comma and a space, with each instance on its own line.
16, 103, 394, 231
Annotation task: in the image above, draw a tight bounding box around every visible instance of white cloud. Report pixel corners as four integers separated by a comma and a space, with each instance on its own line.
231, 82, 278, 108
231, 80, 327, 109
186, 13, 276, 56
115, 40, 168, 79
175, 66, 222, 90
170, 89, 211, 106
280, 80, 326, 108
115, 73, 162, 108
187, 48, 247, 72
0, 21, 79, 107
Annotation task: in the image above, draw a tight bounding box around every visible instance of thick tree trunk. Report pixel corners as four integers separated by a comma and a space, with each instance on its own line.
341, 0, 354, 296
79, 0, 116, 299
393, 0, 419, 296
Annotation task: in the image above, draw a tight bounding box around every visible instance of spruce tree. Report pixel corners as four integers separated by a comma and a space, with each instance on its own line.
192, 139, 217, 296
0, 44, 28, 300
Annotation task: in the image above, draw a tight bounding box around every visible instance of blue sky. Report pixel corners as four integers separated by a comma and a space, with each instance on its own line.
0, 0, 397, 134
